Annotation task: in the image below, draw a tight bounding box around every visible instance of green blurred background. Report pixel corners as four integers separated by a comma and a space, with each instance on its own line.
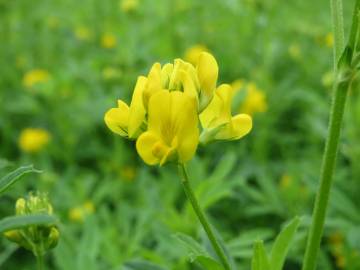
0, 0, 359, 269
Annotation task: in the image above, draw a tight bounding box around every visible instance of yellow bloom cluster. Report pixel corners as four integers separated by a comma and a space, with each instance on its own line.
18, 128, 51, 153
22, 69, 50, 88
68, 201, 95, 223
105, 53, 252, 166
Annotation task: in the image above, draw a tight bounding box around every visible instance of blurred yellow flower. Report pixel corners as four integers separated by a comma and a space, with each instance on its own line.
102, 67, 121, 80
184, 44, 209, 66
120, 166, 137, 181
325, 32, 334, 48
120, 0, 139, 12
288, 43, 301, 59
321, 70, 334, 88
231, 79, 245, 92
22, 69, 50, 88
101, 33, 117, 49
200, 84, 252, 142
240, 82, 267, 115
279, 174, 292, 189
74, 26, 92, 41
68, 201, 95, 223
18, 128, 51, 153
136, 90, 199, 166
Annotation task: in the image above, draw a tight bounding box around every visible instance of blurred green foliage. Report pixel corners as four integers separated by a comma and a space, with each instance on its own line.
0, 0, 359, 269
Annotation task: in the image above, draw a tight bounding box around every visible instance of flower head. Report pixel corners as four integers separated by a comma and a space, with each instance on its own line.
23, 69, 50, 88
184, 44, 209, 65
136, 90, 199, 165
18, 128, 51, 153
101, 33, 117, 49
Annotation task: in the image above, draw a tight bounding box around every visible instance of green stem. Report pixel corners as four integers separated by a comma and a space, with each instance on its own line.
301, 1, 359, 269
36, 253, 44, 270
178, 164, 231, 270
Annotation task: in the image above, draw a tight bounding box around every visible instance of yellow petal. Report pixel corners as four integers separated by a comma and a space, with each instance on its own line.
128, 76, 147, 138
180, 70, 198, 105
161, 63, 173, 88
104, 100, 129, 137
136, 131, 161, 165
143, 63, 162, 109
197, 52, 218, 109
215, 114, 252, 140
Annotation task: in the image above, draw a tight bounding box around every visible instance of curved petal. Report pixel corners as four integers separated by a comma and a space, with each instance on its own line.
147, 90, 171, 137
128, 76, 147, 138
197, 52, 218, 108
143, 62, 162, 109
215, 114, 252, 140
136, 131, 161, 165
104, 100, 129, 137
161, 63, 173, 88
180, 70, 198, 105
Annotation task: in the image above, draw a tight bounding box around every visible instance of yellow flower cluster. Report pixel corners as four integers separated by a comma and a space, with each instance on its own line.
18, 128, 51, 153
104, 53, 252, 166
68, 201, 95, 223
22, 69, 50, 88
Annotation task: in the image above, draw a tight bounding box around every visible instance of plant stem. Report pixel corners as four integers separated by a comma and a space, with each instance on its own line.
178, 164, 231, 270
36, 253, 44, 270
302, 1, 359, 269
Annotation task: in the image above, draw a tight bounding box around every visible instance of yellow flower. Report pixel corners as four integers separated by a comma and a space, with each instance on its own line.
22, 69, 50, 88
184, 44, 209, 66
279, 174, 292, 189
240, 82, 267, 115
102, 67, 121, 80
68, 201, 95, 223
104, 76, 147, 139
120, 0, 139, 12
101, 33, 117, 49
200, 84, 252, 143
18, 128, 51, 153
288, 43, 301, 59
74, 26, 92, 41
136, 90, 199, 166
325, 32, 334, 48
231, 79, 245, 92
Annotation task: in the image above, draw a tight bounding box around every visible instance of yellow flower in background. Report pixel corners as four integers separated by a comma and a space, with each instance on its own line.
68, 201, 95, 223
240, 82, 267, 115
231, 79, 245, 92
120, 0, 139, 12
184, 44, 209, 65
136, 90, 199, 166
288, 43, 301, 59
18, 128, 51, 153
74, 26, 92, 41
120, 166, 137, 181
101, 33, 117, 49
22, 69, 50, 88
200, 84, 252, 143
325, 32, 334, 48
105, 76, 147, 139
102, 66, 122, 80
279, 174, 292, 189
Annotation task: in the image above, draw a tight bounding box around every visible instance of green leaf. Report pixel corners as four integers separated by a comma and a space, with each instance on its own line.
0, 165, 41, 196
251, 240, 270, 270
269, 216, 300, 270
0, 214, 57, 233
173, 233, 222, 269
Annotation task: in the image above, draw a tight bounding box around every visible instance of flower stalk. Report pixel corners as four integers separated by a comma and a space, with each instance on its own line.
178, 164, 231, 270
302, 1, 359, 270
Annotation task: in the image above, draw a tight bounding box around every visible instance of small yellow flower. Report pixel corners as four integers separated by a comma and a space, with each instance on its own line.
18, 128, 51, 153
68, 201, 95, 223
240, 82, 267, 115
101, 33, 117, 49
136, 90, 199, 166
279, 174, 292, 189
74, 26, 92, 41
200, 84, 252, 143
120, 0, 139, 12
325, 32, 334, 48
184, 44, 209, 66
120, 166, 137, 181
102, 67, 121, 80
22, 69, 50, 88
288, 43, 301, 59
